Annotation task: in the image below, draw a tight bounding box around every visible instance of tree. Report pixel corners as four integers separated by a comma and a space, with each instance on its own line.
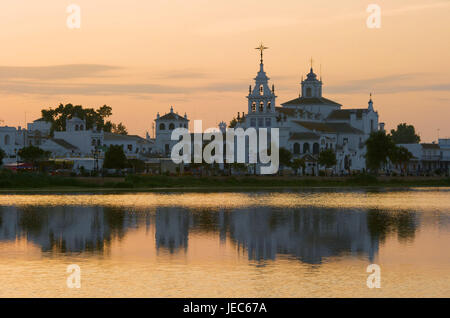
228, 115, 245, 128
112, 122, 128, 135
103, 145, 127, 170
127, 159, 146, 173
0, 148, 5, 166
279, 147, 292, 174
390, 146, 413, 175
41, 103, 127, 135
17, 146, 51, 168
290, 158, 306, 176
390, 123, 420, 144
318, 149, 337, 169
365, 131, 396, 174
228, 118, 238, 128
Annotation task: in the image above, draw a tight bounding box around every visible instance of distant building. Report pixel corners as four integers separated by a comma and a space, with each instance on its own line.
27, 118, 52, 146
154, 106, 189, 156
36, 116, 154, 171
398, 139, 450, 175
0, 126, 22, 164
103, 132, 153, 159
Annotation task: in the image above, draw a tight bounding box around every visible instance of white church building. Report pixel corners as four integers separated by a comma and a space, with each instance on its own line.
233, 46, 380, 174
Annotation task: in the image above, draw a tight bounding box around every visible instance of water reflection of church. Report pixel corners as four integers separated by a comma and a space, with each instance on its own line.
0, 205, 419, 264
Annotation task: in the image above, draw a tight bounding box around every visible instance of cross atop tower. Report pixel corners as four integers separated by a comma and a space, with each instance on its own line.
310, 57, 314, 70
255, 43, 269, 64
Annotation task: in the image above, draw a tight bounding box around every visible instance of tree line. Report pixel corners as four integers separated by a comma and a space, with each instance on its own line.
41, 103, 128, 135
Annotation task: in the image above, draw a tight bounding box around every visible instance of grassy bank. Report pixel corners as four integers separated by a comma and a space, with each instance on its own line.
125, 174, 450, 188
0, 170, 450, 190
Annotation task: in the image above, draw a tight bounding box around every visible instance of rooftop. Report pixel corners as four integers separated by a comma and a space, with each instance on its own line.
158, 112, 188, 121
51, 139, 79, 150
293, 121, 364, 134
327, 109, 368, 120
104, 132, 153, 144
289, 132, 320, 141
421, 143, 440, 150
282, 97, 341, 107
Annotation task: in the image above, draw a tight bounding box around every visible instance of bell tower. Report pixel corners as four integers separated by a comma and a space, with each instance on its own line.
247, 43, 276, 115
301, 58, 322, 98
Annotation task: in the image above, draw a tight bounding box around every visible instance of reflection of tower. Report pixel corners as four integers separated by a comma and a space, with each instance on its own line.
226, 207, 382, 264
155, 208, 190, 253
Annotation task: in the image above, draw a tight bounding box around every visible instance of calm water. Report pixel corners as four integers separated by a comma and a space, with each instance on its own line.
0, 188, 449, 297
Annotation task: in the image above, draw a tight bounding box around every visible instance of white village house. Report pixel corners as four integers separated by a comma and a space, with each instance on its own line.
1, 116, 154, 172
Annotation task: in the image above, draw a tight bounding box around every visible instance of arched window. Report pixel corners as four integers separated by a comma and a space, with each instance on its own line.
79, 125, 84, 131
293, 143, 300, 154
313, 142, 320, 155
75, 125, 79, 131
4, 135, 10, 145
259, 102, 264, 112
91, 139, 96, 146
169, 123, 175, 130
159, 123, 165, 130
251, 102, 256, 112
303, 143, 310, 154
267, 101, 271, 110
306, 87, 312, 97
259, 85, 264, 96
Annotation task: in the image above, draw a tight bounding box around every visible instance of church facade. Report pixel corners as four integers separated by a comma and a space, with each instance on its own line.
234, 47, 380, 174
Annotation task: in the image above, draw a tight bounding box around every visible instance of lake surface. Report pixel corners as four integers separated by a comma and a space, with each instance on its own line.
0, 188, 449, 297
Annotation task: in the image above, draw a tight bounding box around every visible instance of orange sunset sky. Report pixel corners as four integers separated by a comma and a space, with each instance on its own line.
0, 0, 449, 142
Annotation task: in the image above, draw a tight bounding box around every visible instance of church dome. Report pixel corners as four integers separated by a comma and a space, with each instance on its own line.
305, 68, 318, 81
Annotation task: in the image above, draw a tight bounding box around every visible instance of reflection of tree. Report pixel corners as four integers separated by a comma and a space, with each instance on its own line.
18, 207, 46, 236
0, 206, 136, 254
193, 209, 220, 233
367, 209, 418, 244
103, 207, 127, 241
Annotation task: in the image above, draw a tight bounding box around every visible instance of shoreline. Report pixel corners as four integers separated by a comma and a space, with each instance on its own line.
1, 171, 449, 193
0, 182, 449, 194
